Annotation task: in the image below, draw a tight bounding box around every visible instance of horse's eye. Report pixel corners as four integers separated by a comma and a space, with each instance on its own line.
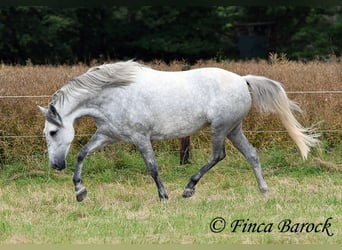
49, 130, 58, 137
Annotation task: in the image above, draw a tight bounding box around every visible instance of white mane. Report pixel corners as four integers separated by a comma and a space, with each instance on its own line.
51, 60, 145, 106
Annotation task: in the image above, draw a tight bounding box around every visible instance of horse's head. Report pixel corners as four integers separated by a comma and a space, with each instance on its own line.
38, 104, 75, 170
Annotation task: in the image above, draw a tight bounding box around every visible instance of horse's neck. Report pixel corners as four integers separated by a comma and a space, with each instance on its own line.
60, 95, 104, 124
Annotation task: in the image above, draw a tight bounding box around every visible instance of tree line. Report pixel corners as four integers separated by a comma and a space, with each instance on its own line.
0, 6, 340, 64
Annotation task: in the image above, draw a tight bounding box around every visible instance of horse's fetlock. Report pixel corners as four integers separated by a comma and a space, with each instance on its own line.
73, 177, 81, 185
190, 174, 200, 185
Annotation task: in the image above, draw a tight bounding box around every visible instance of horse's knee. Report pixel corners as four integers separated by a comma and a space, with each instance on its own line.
77, 148, 88, 163
247, 147, 259, 166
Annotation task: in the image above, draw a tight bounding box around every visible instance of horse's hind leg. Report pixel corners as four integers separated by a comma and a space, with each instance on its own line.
227, 125, 269, 198
183, 127, 227, 198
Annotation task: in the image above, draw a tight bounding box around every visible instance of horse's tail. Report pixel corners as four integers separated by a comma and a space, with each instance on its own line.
243, 75, 320, 160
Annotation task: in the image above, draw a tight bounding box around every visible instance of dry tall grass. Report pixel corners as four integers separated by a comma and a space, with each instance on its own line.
0, 60, 341, 163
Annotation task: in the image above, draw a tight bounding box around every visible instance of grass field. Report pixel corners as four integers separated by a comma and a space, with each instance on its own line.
0, 145, 341, 244
0, 58, 341, 244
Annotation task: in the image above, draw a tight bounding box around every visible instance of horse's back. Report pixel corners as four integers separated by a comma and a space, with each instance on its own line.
133, 67, 251, 137
136, 66, 251, 115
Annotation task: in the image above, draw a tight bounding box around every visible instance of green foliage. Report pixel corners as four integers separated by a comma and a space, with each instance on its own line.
124, 6, 239, 61
288, 8, 340, 59
0, 6, 340, 64
240, 6, 341, 60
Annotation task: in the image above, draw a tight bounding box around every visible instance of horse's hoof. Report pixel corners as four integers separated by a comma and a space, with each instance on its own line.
182, 188, 195, 198
262, 190, 269, 200
76, 187, 87, 202
159, 193, 169, 203
259, 186, 269, 199
160, 197, 168, 203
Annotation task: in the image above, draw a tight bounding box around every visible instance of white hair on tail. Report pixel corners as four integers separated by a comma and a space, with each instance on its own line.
243, 75, 320, 159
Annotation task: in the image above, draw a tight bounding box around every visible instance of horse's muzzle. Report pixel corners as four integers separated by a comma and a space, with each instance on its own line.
51, 161, 66, 171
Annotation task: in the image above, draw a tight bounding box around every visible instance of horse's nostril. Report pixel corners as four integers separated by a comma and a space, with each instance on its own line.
51, 162, 66, 171
51, 163, 59, 169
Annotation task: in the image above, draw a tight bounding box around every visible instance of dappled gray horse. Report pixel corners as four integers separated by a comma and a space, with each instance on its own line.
39, 61, 319, 202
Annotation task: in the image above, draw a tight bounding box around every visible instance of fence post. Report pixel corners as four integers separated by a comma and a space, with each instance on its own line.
180, 65, 191, 165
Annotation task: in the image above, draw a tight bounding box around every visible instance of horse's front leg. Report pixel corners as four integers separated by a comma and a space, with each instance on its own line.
134, 138, 169, 202
73, 132, 111, 202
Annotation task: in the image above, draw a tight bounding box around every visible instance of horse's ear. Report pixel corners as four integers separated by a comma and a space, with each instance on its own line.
39, 104, 63, 127
47, 104, 63, 127
48, 104, 59, 117
38, 106, 48, 116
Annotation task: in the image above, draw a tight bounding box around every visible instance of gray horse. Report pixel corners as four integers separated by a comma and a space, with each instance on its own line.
38, 61, 319, 202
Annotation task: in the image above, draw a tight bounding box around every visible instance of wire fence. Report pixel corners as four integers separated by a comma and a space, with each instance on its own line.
0, 95, 51, 99
1, 90, 342, 99
1, 130, 342, 140
1, 91, 342, 139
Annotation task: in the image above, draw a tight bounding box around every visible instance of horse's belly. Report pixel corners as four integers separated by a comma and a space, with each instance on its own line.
150, 114, 209, 140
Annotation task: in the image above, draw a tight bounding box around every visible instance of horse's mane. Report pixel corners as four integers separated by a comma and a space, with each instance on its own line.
50, 60, 145, 106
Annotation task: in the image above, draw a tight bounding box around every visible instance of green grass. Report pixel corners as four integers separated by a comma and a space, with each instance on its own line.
0, 143, 341, 244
